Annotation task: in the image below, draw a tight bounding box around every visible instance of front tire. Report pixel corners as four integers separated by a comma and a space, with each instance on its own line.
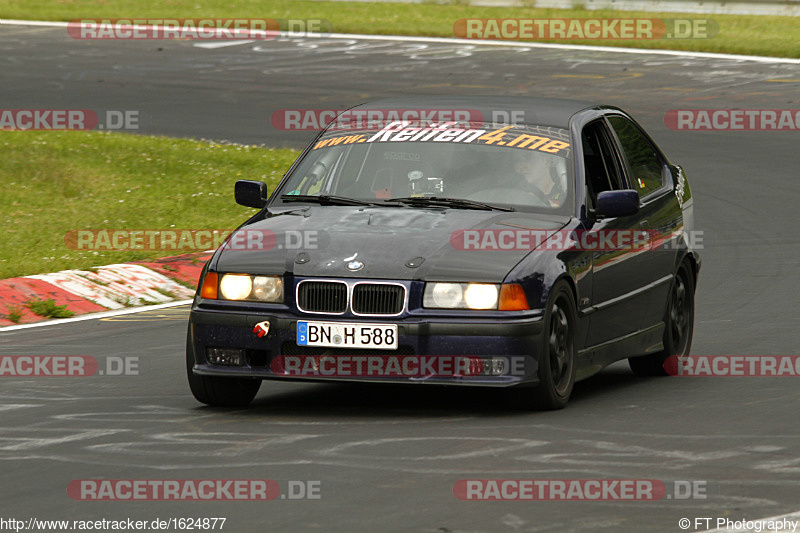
186, 331, 261, 407
529, 282, 578, 410
629, 262, 695, 376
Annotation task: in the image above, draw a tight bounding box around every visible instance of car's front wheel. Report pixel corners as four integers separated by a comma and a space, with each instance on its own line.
186, 332, 261, 407
524, 282, 577, 410
629, 262, 695, 376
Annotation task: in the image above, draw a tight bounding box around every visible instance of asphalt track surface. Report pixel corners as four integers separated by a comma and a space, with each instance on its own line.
2, 24, 800, 532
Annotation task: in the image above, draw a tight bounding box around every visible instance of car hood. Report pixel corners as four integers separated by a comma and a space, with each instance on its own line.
213, 206, 570, 283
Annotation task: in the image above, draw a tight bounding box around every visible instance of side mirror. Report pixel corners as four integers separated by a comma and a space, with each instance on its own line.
597, 189, 639, 218
234, 180, 268, 209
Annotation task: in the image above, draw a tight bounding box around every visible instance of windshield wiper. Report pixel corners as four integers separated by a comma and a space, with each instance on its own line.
387, 196, 515, 212
281, 194, 379, 207
281, 194, 410, 208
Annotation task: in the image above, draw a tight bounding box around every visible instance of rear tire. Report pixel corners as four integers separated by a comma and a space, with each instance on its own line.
186, 331, 261, 407
528, 282, 578, 410
629, 262, 695, 376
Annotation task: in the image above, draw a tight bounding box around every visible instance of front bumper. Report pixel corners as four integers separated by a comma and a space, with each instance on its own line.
188, 304, 545, 387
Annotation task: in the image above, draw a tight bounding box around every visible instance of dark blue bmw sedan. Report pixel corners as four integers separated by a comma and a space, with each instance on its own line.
187, 96, 700, 409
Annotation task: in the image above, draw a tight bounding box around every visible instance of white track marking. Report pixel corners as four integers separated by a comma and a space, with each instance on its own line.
193, 40, 256, 49
0, 404, 41, 412
0, 300, 192, 332
0, 19, 66, 27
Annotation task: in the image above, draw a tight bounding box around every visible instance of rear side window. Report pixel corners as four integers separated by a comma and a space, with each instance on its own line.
607, 116, 664, 198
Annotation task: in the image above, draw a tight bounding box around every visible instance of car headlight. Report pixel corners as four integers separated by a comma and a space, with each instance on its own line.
252, 275, 283, 301
423, 282, 499, 310
208, 273, 283, 302
429, 283, 464, 308
464, 283, 499, 309
219, 274, 252, 300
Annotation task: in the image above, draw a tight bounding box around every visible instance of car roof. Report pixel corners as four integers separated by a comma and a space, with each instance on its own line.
349, 96, 600, 129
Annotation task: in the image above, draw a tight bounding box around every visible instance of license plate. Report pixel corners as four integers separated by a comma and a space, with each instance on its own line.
297, 321, 398, 350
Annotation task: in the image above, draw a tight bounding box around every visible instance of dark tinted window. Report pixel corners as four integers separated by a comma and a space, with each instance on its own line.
581, 120, 624, 210
607, 116, 664, 198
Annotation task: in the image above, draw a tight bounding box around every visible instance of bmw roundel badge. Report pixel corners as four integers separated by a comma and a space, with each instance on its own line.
346, 260, 364, 271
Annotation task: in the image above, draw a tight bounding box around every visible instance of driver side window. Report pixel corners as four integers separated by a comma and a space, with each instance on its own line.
581, 120, 625, 211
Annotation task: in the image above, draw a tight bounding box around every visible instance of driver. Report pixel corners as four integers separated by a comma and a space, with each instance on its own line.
512, 150, 565, 207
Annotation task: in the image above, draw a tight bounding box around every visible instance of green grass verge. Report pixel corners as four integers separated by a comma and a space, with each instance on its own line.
0, 0, 798, 58
0, 130, 299, 279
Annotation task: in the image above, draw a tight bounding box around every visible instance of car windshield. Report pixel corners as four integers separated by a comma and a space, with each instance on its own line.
274, 120, 573, 214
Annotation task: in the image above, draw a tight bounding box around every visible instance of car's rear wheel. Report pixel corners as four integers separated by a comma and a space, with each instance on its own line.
186, 331, 261, 407
629, 262, 695, 376
527, 282, 577, 410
